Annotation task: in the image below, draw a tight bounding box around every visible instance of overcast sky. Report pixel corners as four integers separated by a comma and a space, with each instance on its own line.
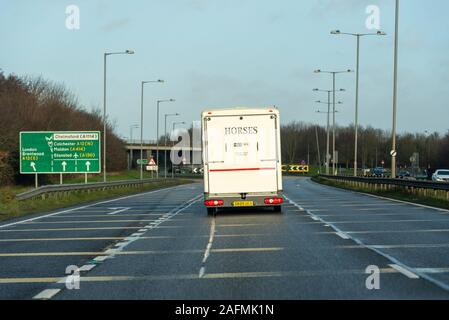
1, 0, 448, 140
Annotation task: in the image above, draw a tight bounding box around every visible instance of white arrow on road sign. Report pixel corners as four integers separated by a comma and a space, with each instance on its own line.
30, 162, 36, 172
62, 161, 67, 172
86, 161, 91, 171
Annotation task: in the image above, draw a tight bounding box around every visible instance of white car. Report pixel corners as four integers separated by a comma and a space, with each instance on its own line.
432, 169, 449, 182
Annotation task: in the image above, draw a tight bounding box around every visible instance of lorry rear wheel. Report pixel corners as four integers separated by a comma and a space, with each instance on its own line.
273, 206, 282, 213
207, 208, 216, 216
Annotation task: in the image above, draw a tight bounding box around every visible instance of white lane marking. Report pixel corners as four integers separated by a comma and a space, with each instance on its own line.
389, 264, 420, 279
115, 241, 134, 249
33, 289, 61, 300
93, 256, 109, 262
28, 191, 202, 301
199, 267, 206, 278
329, 219, 449, 225
130, 233, 144, 237
79, 264, 96, 272
335, 232, 350, 240
347, 229, 449, 234
415, 268, 449, 274
284, 191, 449, 292
0, 184, 196, 229
104, 249, 119, 255
372, 243, 449, 249
107, 207, 131, 215
199, 217, 216, 278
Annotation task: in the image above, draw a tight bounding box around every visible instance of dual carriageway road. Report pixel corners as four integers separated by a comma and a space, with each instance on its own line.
1, 177, 449, 299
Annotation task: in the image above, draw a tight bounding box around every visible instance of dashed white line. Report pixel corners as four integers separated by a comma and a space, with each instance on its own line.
335, 231, 350, 240
33, 289, 61, 300
199, 217, 216, 278
93, 256, 109, 262
107, 207, 131, 215
0, 184, 192, 229
78, 264, 96, 272
389, 264, 420, 279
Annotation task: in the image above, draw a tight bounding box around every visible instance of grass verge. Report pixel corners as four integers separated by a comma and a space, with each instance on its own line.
0, 179, 194, 222
311, 176, 449, 210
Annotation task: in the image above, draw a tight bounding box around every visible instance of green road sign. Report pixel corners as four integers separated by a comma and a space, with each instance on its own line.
20, 131, 101, 174
137, 159, 148, 165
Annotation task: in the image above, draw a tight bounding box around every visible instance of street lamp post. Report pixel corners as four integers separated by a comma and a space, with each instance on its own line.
129, 124, 138, 170
156, 99, 175, 178
391, 0, 400, 179
130, 124, 139, 143
164, 113, 179, 178
140, 80, 164, 180
331, 30, 386, 176
103, 49, 134, 182
314, 88, 345, 175
315, 104, 342, 175
171, 121, 186, 179
424, 130, 430, 169
314, 69, 353, 175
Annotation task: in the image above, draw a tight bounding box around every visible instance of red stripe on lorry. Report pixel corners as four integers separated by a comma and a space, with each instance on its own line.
209, 167, 276, 172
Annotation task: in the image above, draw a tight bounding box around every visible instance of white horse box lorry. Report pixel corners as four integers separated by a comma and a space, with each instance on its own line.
202, 107, 283, 215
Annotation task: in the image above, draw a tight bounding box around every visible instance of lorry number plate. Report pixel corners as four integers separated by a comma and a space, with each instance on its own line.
233, 201, 254, 207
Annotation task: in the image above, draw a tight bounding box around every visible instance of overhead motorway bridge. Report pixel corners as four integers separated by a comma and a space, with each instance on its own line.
124, 140, 202, 170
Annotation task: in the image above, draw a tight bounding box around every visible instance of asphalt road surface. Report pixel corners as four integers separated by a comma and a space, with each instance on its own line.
1, 177, 449, 299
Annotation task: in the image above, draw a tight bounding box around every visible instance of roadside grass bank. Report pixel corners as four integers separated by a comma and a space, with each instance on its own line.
0, 179, 193, 222
311, 176, 449, 210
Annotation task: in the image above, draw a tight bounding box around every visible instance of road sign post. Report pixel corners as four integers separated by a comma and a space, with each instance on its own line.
20, 132, 101, 179
145, 157, 158, 174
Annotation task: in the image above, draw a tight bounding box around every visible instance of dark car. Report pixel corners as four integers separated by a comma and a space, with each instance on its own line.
397, 171, 411, 179
372, 167, 387, 177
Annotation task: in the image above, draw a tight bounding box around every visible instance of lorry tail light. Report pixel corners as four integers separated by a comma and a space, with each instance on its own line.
204, 199, 224, 207
264, 197, 284, 205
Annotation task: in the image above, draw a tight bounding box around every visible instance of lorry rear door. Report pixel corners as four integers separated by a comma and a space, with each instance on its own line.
205, 113, 279, 194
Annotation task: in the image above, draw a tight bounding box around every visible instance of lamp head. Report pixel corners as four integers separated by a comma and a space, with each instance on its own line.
125, 49, 135, 54
331, 30, 341, 35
